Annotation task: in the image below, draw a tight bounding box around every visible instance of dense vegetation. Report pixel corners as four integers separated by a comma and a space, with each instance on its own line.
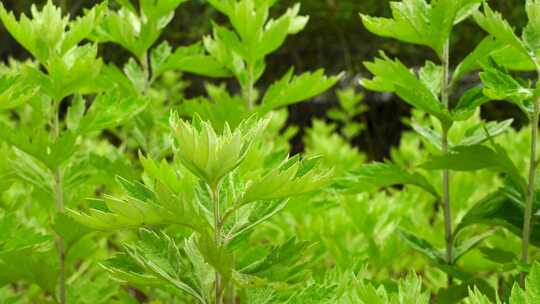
1, 0, 540, 303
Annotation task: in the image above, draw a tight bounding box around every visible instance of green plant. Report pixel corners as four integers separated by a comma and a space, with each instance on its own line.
472, 1, 540, 284
0, 2, 141, 302
70, 115, 333, 303
354, 0, 516, 289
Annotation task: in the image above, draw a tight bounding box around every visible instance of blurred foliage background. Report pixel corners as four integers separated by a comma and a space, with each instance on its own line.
0, 0, 528, 160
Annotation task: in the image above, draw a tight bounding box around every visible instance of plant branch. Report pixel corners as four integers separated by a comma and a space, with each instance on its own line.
440, 41, 453, 286
52, 100, 66, 304
521, 77, 540, 286
210, 184, 223, 304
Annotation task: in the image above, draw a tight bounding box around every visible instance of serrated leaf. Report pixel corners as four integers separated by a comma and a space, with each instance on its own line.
240, 155, 333, 205
474, 3, 530, 59
78, 88, 149, 134
479, 67, 533, 113
361, 0, 481, 56
459, 119, 513, 146
399, 229, 446, 265
453, 36, 505, 83
338, 162, 439, 198
523, 0, 540, 53
158, 43, 230, 78
361, 53, 451, 125
241, 237, 311, 283
260, 68, 340, 112
0, 73, 39, 110
66, 94, 86, 131
457, 182, 540, 247
106, 229, 207, 303
419, 61, 442, 96
422, 144, 525, 190
508, 262, 540, 303
452, 87, 490, 121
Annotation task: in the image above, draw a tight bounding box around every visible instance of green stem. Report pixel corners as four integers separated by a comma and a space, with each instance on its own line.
442, 127, 453, 273
440, 41, 453, 286
52, 101, 66, 304
211, 185, 223, 304
521, 96, 539, 286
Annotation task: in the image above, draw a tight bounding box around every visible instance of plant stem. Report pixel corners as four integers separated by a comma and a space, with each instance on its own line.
442, 126, 453, 277
440, 41, 453, 285
52, 101, 66, 304
521, 96, 539, 286
245, 64, 255, 110
211, 185, 222, 304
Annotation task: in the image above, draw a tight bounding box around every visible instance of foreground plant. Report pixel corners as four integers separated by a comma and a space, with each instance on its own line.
354, 0, 514, 289
70, 114, 333, 303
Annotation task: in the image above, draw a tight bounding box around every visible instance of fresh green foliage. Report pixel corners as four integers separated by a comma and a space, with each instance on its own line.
70, 116, 332, 303
2, 0, 540, 303
357, 0, 514, 291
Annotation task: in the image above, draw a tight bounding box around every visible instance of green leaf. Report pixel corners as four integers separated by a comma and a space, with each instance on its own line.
43, 43, 104, 101
207, 0, 308, 64
78, 88, 149, 134
105, 230, 207, 303
196, 233, 233, 291
0, 249, 58, 294
240, 155, 333, 205
158, 43, 231, 78
66, 94, 86, 131
400, 229, 474, 281
399, 229, 446, 265
479, 247, 516, 264
94, 1, 186, 59
474, 3, 531, 60
178, 85, 249, 131
451, 87, 490, 121
452, 36, 505, 83
123, 58, 146, 94
452, 231, 493, 263
150, 40, 173, 78
0, 120, 76, 170
419, 61, 442, 96
0, 73, 39, 110
458, 119, 513, 146
0, 214, 57, 293
170, 114, 269, 188
256, 3, 308, 60
260, 68, 341, 113
509, 262, 540, 303
438, 280, 495, 304
361, 53, 451, 125
457, 182, 540, 247
0, 1, 65, 62
411, 122, 443, 150
479, 67, 533, 113
523, 0, 540, 54
52, 213, 92, 252
467, 287, 494, 304
241, 237, 311, 283
422, 144, 526, 190
361, 0, 481, 56
338, 162, 439, 198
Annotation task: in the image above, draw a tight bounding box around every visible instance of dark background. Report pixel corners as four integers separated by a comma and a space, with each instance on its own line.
0, 0, 527, 160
